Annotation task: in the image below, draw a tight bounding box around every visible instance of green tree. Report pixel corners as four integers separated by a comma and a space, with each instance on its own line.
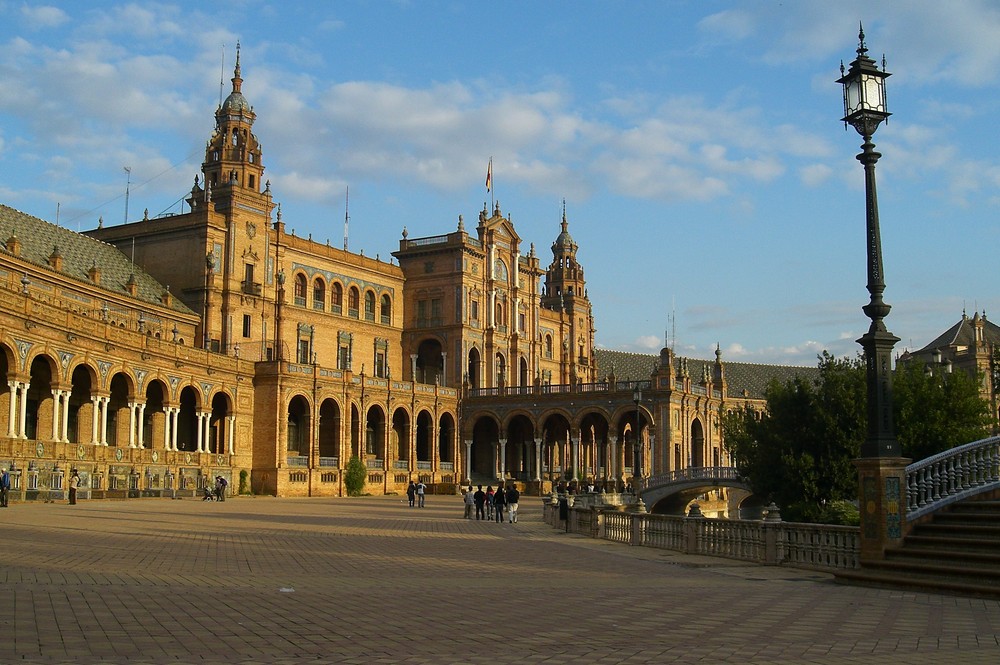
722, 351, 991, 523
894, 361, 992, 461
344, 455, 368, 497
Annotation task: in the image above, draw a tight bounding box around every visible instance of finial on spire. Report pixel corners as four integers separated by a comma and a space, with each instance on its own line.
857, 22, 867, 57
232, 40, 243, 93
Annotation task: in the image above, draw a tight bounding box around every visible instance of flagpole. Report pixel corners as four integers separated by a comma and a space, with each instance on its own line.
486, 157, 494, 212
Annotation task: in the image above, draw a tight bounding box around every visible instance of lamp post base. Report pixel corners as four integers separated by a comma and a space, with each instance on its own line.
854, 456, 911, 562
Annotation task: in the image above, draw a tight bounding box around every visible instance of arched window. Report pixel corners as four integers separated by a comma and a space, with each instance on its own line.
364, 291, 376, 322
348, 286, 360, 317
545, 334, 553, 358
331, 283, 343, 313
380, 294, 392, 325
313, 278, 326, 311
293, 274, 307, 307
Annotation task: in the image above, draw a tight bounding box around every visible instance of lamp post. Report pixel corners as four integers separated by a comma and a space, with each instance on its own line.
838, 24, 900, 458
633, 386, 642, 480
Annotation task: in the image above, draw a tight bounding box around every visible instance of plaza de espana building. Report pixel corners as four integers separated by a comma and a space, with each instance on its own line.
0, 55, 812, 507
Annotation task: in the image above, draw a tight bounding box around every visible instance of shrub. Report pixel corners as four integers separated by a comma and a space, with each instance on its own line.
344, 456, 367, 497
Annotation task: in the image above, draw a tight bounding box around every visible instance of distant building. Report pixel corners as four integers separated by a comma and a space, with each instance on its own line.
898, 310, 1000, 422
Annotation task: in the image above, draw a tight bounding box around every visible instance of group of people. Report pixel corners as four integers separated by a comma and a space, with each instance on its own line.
203, 476, 228, 501
463, 483, 520, 523
406, 480, 427, 507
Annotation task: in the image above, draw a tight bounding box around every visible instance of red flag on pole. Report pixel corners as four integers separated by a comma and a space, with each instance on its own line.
486, 158, 493, 193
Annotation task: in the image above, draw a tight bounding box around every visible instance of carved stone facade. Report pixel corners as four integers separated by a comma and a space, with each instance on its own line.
0, 52, 813, 508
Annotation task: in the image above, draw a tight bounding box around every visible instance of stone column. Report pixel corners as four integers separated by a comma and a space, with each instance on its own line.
410, 354, 418, 383
99, 396, 109, 446
534, 438, 542, 481
60, 391, 71, 443
570, 433, 580, 482
464, 439, 472, 482
127, 401, 137, 448
7, 380, 19, 438
498, 438, 507, 480
17, 383, 29, 439
90, 395, 101, 444
171, 408, 180, 451
50, 388, 62, 442
163, 407, 173, 450
441, 352, 447, 386
227, 415, 235, 454
855, 457, 910, 562
136, 402, 147, 448
195, 412, 205, 452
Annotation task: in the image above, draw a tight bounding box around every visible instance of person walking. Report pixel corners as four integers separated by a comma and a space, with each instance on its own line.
0, 466, 9, 507
463, 485, 474, 519
68, 469, 80, 505
506, 483, 520, 523
492, 483, 507, 523
473, 485, 486, 520
407, 481, 416, 507
415, 480, 426, 507
485, 485, 495, 520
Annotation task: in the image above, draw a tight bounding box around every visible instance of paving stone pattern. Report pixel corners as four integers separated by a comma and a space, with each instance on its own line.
1, 495, 1000, 664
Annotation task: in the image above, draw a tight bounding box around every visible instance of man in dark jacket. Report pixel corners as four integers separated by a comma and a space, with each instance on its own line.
493, 483, 507, 523
505, 484, 520, 523
473, 485, 487, 520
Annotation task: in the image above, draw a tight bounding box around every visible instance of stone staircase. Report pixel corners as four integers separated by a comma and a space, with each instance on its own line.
836, 497, 1000, 598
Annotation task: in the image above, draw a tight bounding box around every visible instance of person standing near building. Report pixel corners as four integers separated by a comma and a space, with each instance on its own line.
473, 485, 486, 520
68, 469, 80, 505
493, 483, 507, 523
415, 480, 426, 507
407, 481, 417, 507
485, 485, 495, 520
463, 485, 474, 518
0, 466, 9, 507
506, 483, 520, 523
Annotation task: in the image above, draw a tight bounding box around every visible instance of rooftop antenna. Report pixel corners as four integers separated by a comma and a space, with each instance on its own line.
123, 166, 131, 224
218, 44, 226, 109
55, 202, 60, 227
670, 297, 677, 350
344, 186, 350, 251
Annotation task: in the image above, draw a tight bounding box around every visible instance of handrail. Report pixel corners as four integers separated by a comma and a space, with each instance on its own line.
636, 466, 743, 492
906, 435, 1000, 520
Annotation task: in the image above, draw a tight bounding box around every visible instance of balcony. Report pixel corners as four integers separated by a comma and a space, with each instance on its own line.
241, 280, 262, 296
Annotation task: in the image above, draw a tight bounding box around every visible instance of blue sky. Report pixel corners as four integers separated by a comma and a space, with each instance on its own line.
2, 1, 1000, 366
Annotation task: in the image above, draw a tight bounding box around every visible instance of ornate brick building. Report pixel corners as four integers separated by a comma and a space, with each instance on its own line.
0, 52, 813, 505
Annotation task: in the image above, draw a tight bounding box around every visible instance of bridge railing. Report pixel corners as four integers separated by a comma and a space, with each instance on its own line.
544, 500, 859, 570
635, 466, 742, 492
906, 435, 1000, 521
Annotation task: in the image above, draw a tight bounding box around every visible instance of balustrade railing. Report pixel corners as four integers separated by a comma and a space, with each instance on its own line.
543, 500, 859, 571
906, 435, 1000, 520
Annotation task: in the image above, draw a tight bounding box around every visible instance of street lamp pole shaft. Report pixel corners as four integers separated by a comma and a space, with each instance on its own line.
856, 135, 900, 458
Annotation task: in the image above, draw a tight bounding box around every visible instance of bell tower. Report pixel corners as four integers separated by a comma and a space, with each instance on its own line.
542, 202, 596, 383
202, 43, 265, 196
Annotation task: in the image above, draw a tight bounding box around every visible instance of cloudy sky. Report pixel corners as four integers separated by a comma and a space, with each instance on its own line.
2, 1, 1000, 366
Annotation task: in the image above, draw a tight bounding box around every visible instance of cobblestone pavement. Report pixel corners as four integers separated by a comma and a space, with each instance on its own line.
1, 494, 999, 664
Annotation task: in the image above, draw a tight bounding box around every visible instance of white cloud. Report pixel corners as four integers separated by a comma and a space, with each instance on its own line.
800, 163, 833, 187
20, 4, 68, 29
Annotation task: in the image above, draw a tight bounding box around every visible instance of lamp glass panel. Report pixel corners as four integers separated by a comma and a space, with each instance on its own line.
862, 74, 884, 112
845, 77, 862, 114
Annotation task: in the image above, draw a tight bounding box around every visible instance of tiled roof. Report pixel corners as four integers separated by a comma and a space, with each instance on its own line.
0, 204, 195, 315
916, 313, 1000, 353
594, 348, 818, 401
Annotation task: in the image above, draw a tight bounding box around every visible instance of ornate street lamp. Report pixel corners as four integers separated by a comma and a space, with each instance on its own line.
838, 24, 900, 458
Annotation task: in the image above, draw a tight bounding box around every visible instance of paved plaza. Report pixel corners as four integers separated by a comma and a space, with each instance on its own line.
2, 494, 1000, 664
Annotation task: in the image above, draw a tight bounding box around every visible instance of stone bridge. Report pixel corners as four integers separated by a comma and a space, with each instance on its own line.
635, 466, 755, 515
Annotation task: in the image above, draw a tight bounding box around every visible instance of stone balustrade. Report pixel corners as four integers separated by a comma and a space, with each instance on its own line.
544, 498, 859, 571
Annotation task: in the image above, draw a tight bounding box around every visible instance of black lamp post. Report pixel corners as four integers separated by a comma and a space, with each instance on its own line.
633, 386, 642, 479
838, 25, 900, 458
